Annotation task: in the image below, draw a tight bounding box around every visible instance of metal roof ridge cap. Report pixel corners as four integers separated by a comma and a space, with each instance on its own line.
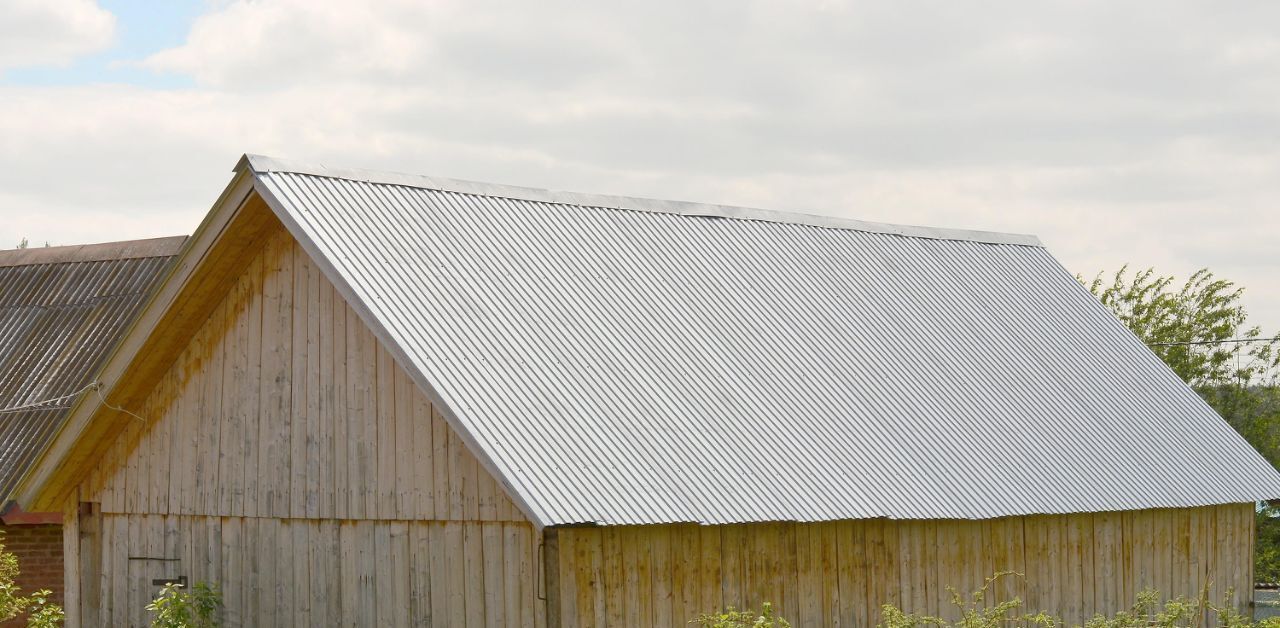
240, 154, 1045, 248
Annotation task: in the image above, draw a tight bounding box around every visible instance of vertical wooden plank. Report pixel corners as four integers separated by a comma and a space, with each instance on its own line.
427, 523, 452, 625
241, 253, 264, 519
441, 523, 466, 626
338, 521, 358, 628
794, 523, 819, 628
413, 386, 435, 520
933, 520, 962, 623
409, 523, 433, 626
376, 343, 398, 519
345, 305, 367, 519
360, 521, 378, 626
150, 377, 170, 515
333, 297, 351, 520
261, 234, 293, 518
866, 518, 898, 621
307, 521, 338, 628
245, 517, 265, 627
1054, 516, 1075, 624
651, 525, 673, 628
274, 519, 294, 626
373, 522, 392, 627
291, 240, 311, 520
617, 528, 638, 627
220, 271, 247, 517
1130, 510, 1156, 601
505, 524, 529, 628
170, 347, 195, 515
1152, 509, 1173, 603
481, 523, 506, 628
699, 525, 723, 618
601, 527, 626, 627
394, 366, 415, 518
62, 499, 80, 628
389, 522, 411, 628
899, 519, 930, 616
811, 522, 839, 625
221, 517, 243, 628
555, 530, 578, 628
622, 527, 652, 627
199, 299, 226, 516
430, 408, 450, 520
316, 269, 335, 519
303, 249, 322, 520
360, 323, 379, 519
669, 525, 699, 625
1172, 507, 1192, 600
459, 438, 481, 521
1094, 512, 1121, 616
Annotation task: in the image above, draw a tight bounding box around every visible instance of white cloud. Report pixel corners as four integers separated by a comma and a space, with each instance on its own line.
4, 0, 1280, 332
0, 0, 115, 72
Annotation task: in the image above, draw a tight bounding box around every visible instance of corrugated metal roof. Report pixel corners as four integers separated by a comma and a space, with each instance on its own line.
246, 155, 1280, 526
0, 237, 184, 503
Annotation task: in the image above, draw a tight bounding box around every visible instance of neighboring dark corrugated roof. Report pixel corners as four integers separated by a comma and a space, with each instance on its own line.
0, 236, 185, 504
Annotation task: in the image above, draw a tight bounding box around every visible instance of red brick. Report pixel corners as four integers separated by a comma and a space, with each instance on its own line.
0, 523, 63, 628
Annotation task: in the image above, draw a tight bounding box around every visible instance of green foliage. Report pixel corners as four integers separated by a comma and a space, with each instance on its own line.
146, 582, 221, 628
692, 602, 792, 627
1083, 267, 1279, 389
879, 573, 1280, 628
1257, 504, 1280, 582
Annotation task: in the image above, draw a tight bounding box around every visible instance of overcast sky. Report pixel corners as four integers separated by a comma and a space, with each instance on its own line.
2, 0, 1277, 333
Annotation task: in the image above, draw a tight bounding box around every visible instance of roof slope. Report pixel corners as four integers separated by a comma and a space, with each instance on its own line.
0, 237, 184, 503
255, 156, 1280, 525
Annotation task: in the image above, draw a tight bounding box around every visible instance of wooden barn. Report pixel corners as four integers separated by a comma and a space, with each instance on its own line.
0, 237, 182, 620
14, 155, 1280, 627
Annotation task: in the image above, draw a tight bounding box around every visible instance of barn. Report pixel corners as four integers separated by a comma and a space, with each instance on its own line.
0, 238, 183, 619
14, 155, 1280, 627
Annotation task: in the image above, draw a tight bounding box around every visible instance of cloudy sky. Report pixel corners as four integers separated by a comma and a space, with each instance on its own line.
2, 0, 1278, 333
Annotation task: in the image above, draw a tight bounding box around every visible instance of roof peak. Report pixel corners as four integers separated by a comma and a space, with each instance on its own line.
238, 153, 1043, 248
0, 236, 187, 269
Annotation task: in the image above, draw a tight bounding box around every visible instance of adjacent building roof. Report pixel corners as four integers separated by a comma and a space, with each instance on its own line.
0, 237, 184, 504
244, 155, 1280, 526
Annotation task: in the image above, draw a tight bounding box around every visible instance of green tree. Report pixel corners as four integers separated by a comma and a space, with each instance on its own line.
1085, 266, 1280, 580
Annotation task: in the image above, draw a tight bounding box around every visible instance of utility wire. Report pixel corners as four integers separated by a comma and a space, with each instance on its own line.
0, 382, 98, 414
0, 381, 145, 423
1149, 336, 1280, 347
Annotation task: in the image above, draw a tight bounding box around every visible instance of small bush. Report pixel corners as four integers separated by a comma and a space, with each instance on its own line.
146, 581, 221, 628
692, 601, 792, 627
879, 572, 1280, 628
0, 533, 63, 627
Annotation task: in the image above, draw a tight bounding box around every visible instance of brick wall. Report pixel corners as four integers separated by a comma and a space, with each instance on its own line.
0, 523, 63, 627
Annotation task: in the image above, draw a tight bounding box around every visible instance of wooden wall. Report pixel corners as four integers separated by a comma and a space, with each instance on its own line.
550, 504, 1255, 628
78, 226, 525, 523
65, 224, 540, 627
76, 513, 537, 628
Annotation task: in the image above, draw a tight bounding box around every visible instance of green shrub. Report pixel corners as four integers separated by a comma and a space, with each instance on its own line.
692, 601, 792, 627
879, 572, 1280, 628
146, 581, 221, 628
0, 533, 63, 627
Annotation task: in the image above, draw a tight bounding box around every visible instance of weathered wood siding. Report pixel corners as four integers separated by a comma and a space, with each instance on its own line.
80, 226, 525, 522
78, 515, 536, 628
66, 225, 540, 627
550, 504, 1254, 628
